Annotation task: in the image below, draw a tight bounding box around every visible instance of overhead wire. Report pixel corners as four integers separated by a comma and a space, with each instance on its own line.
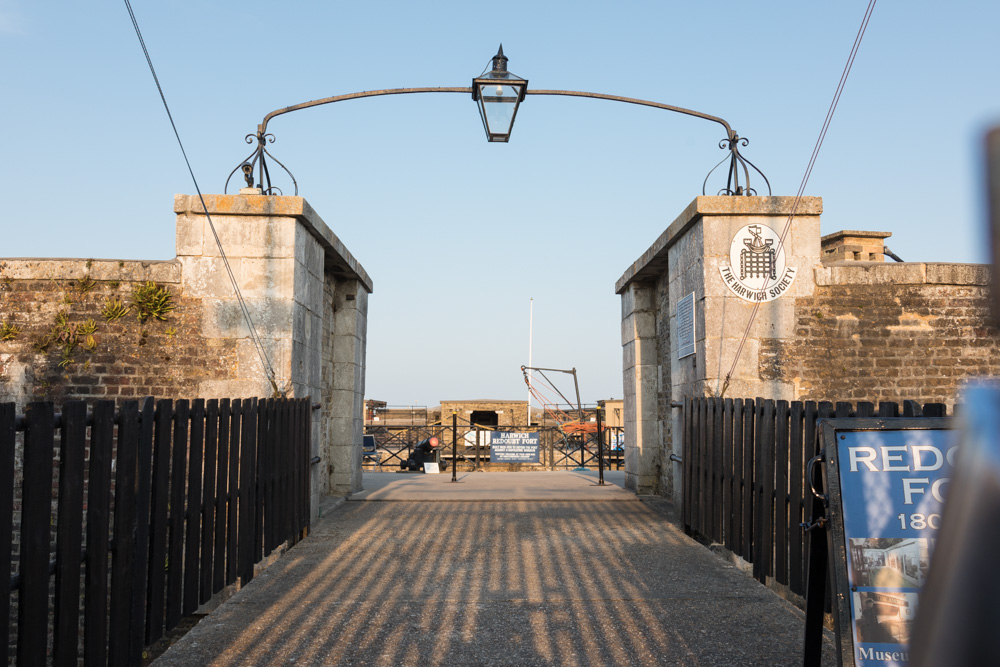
719, 0, 878, 398
123, 0, 282, 396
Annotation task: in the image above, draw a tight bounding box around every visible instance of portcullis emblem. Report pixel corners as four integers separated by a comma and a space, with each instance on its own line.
718, 224, 796, 302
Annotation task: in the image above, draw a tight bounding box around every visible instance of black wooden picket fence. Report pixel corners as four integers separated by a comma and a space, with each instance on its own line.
2, 396, 312, 666
681, 397, 946, 598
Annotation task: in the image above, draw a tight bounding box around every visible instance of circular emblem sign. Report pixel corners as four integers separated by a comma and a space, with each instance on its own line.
718, 224, 796, 302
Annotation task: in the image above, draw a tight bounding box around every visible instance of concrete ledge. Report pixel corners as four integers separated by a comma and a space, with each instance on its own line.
349, 470, 635, 501
925, 263, 990, 285
815, 262, 990, 286
616, 196, 822, 294
0, 258, 181, 283
174, 194, 373, 294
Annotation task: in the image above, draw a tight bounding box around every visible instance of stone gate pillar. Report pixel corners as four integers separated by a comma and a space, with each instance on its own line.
616, 196, 821, 502
620, 282, 662, 495
174, 194, 373, 508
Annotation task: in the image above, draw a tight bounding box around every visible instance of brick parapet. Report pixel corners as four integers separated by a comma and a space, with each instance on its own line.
0, 259, 232, 407
761, 275, 1000, 410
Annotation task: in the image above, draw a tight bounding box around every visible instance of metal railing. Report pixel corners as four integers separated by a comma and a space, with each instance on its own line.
363, 423, 624, 471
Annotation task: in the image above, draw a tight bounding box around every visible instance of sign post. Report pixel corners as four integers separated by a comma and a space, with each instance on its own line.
810, 418, 954, 666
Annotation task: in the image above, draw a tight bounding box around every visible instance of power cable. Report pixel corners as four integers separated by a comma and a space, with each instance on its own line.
720, 0, 877, 398
123, 0, 281, 396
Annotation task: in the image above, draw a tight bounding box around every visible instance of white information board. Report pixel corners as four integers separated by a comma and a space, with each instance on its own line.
677, 292, 695, 359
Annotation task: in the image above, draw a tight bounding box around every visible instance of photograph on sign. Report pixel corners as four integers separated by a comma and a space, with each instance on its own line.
822, 422, 955, 667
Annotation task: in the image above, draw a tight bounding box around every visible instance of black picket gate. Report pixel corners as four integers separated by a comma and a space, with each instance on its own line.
681, 397, 946, 598
2, 396, 311, 665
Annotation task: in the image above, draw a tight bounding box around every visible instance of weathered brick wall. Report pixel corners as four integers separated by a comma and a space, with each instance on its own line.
761, 263, 1000, 411
3, 194, 374, 504
0, 259, 236, 408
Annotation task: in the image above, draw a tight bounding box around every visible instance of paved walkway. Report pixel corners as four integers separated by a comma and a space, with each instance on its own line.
155, 471, 835, 666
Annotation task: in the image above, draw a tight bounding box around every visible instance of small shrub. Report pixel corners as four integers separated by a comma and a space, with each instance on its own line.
77, 276, 97, 294
102, 297, 131, 322
0, 321, 20, 341
131, 281, 174, 323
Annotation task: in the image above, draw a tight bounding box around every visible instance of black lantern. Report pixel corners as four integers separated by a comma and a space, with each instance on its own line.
472, 45, 528, 143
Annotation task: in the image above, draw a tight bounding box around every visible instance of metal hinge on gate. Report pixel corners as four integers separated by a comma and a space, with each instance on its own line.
800, 449, 828, 532
800, 516, 828, 532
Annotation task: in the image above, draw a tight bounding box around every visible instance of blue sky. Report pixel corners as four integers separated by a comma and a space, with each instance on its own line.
2, 1, 998, 407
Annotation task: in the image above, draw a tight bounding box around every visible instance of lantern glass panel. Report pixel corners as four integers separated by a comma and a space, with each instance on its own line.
479, 84, 520, 139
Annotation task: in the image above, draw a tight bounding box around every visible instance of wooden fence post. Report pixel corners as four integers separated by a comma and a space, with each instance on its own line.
201, 399, 219, 603
108, 400, 139, 666
18, 402, 54, 666
84, 401, 115, 665
53, 401, 86, 667
146, 399, 174, 644
184, 399, 205, 616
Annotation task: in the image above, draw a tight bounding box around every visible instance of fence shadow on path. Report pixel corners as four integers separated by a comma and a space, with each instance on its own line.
154, 496, 837, 666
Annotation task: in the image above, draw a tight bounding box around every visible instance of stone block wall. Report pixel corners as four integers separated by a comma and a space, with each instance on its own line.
616, 196, 822, 498
616, 195, 1000, 504
1, 193, 372, 508
620, 282, 663, 495
439, 400, 530, 427
322, 276, 368, 495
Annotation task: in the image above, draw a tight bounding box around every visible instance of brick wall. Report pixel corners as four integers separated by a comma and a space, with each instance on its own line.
0, 259, 235, 408
2, 194, 374, 503
761, 263, 1000, 411
615, 196, 1000, 501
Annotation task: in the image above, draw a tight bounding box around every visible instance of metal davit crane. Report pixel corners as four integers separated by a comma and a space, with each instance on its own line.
521, 365, 609, 481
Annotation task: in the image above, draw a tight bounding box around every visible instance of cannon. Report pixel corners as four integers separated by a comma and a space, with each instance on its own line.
401, 436, 448, 472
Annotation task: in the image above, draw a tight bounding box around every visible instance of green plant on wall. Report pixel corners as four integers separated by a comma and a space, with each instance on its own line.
77, 275, 97, 294
131, 281, 174, 323
79, 319, 98, 351
58, 346, 75, 369
0, 321, 20, 341
34, 311, 75, 358
35, 311, 100, 368
102, 297, 131, 322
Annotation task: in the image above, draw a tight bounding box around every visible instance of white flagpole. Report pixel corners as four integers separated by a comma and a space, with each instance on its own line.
528, 297, 533, 425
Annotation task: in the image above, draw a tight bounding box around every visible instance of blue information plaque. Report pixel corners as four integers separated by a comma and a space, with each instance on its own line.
490, 432, 540, 463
